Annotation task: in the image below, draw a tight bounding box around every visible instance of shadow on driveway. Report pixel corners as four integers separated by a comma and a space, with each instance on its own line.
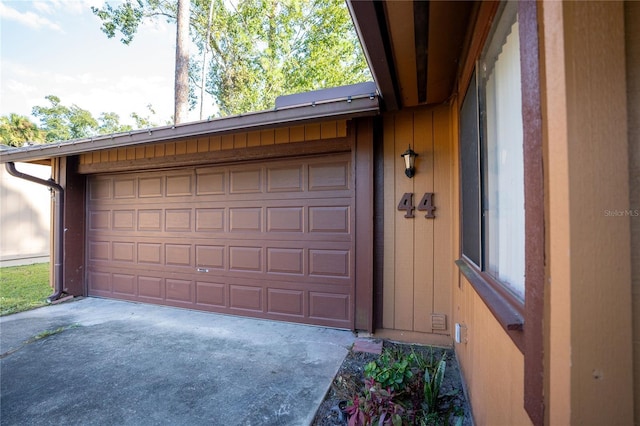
0, 298, 355, 425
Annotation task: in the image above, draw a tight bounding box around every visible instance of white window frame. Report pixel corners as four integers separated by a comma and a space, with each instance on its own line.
479, 1, 525, 300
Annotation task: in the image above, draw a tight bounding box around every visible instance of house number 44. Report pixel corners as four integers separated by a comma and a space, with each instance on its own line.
397, 192, 436, 219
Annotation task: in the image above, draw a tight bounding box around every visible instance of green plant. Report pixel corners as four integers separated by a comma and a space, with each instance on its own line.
32, 325, 78, 341
346, 346, 466, 426
423, 353, 447, 415
364, 348, 420, 392
345, 378, 405, 426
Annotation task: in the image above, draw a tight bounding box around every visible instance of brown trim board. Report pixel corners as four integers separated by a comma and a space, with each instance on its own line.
355, 117, 375, 332
520, 1, 545, 424
59, 156, 85, 296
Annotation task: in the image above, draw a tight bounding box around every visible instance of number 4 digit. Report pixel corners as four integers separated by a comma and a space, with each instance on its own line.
397, 192, 415, 218
417, 192, 436, 218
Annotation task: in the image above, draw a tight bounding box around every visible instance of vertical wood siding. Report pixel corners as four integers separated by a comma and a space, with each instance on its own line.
381, 105, 454, 338
79, 120, 347, 167
626, 2, 640, 422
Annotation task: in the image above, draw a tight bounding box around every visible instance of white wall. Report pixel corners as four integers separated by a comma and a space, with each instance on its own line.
0, 163, 51, 266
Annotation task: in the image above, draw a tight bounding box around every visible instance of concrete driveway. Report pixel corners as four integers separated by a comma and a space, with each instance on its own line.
0, 298, 355, 425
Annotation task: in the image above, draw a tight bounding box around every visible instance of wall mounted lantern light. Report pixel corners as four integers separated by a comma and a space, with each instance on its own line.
401, 145, 418, 178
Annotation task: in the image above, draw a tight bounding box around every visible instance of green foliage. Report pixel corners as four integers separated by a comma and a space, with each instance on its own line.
98, 112, 134, 135
195, 0, 371, 115
91, 0, 148, 45
0, 114, 45, 147
2, 95, 167, 145
32, 95, 98, 142
93, 0, 372, 116
350, 346, 465, 425
25, 96, 161, 143
423, 353, 447, 415
32, 325, 78, 340
130, 104, 166, 128
0, 263, 51, 316
364, 348, 419, 392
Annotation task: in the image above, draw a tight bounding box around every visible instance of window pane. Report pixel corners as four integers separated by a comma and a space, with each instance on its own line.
481, 4, 525, 299
460, 72, 482, 267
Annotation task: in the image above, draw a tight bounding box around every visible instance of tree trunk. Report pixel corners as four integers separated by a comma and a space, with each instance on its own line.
174, 0, 190, 124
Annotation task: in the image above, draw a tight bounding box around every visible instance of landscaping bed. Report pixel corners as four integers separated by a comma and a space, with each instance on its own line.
312, 340, 472, 426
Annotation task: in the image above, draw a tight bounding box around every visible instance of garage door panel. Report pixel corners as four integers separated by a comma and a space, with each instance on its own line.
196, 281, 226, 307
230, 169, 263, 194
267, 207, 303, 232
89, 211, 111, 231
138, 210, 162, 231
195, 209, 225, 232
166, 174, 193, 197
138, 243, 162, 264
196, 170, 225, 195
138, 176, 163, 197
113, 210, 135, 230
165, 244, 191, 266
113, 178, 136, 199
267, 248, 304, 275
268, 289, 304, 317
165, 209, 192, 232
309, 162, 350, 191
195, 245, 225, 269
166, 278, 193, 303
113, 273, 135, 295
89, 241, 110, 261
309, 206, 350, 233
309, 249, 350, 277
309, 292, 350, 321
229, 285, 263, 312
89, 239, 353, 272
89, 177, 112, 200
112, 242, 135, 262
88, 271, 111, 293
138, 276, 164, 300
229, 246, 262, 272
88, 154, 355, 328
229, 208, 262, 232
267, 165, 304, 193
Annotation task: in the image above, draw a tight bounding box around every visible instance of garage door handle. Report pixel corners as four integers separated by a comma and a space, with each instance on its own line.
196, 268, 209, 273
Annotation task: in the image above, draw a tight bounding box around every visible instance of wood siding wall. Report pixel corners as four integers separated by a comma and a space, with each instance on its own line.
542, 2, 633, 424
376, 105, 454, 344
626, 2, 640, 423
448, 86, 531, 424
456, 275, 532, 426
78, 120, 347, 172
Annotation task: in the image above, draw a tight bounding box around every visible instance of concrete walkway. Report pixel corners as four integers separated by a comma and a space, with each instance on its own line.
0, 298, 355, 425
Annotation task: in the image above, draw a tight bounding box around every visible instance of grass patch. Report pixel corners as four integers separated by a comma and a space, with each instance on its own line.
31, 324, 79, 341
0, 263, 51, 316
1, 324, 80, 359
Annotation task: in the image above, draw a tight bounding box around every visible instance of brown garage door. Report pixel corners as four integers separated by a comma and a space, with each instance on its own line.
86, 153, 355, 328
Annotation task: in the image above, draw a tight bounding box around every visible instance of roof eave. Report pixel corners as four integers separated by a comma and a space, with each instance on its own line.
346, 0, 401, 112
0, 95, 379, 164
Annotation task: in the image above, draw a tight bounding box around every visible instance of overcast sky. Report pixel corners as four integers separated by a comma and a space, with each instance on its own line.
1, 0, 215, 126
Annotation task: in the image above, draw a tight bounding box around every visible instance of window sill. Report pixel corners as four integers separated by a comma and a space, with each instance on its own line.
455, 258, 524, 352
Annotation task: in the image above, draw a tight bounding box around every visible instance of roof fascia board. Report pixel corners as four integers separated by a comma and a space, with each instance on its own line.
0, 95, 379, 164
346, 0, 400, 111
